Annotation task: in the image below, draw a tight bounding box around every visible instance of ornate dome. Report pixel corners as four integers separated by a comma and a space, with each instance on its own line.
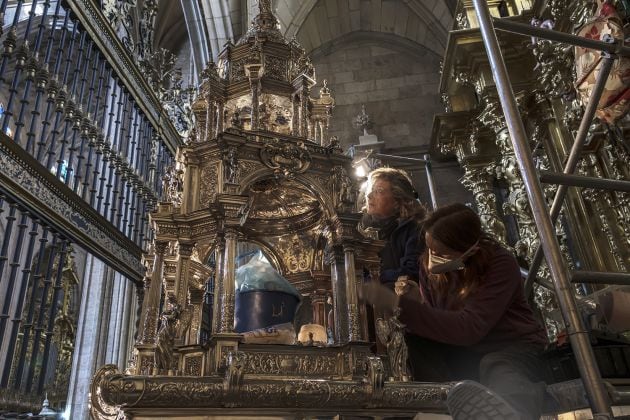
242, 177, 323, 235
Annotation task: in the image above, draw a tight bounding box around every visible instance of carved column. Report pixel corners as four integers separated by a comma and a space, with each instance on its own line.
344, 243, 361, 342
249, 77, 261, 130
480, 98, 538, 261
209, 230, 241, 375
216, 101, 224, 135
310, 289, 327, 328
292, 94, 300, 136
219, 229, 237, 333
138, 240, 168, 344
188, 288, 205, 345
148, 133, 160, 190
327, 245, 348, 344
496, 128, 539, 260
205, 97, 215, 141
579, 154, 629, 272
321, 119, 330, 146
212, 236, 225, 334
601, 142, 630, 263
175, 241, 195, 312
461, 163, 508, 246
299, 85, 309, 138
182, 153, 199, 213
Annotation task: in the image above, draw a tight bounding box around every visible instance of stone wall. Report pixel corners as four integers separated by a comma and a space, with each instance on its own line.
311, 33, 444, 151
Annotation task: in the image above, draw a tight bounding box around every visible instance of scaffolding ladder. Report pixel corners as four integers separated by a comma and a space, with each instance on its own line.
472, 1, 630, 418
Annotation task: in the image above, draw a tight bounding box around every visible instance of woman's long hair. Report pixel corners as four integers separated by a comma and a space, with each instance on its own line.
421, 203, 498, 304
365, 167, 426, 221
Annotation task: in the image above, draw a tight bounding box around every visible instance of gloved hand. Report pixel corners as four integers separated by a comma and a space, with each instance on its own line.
359, 281, 399, 313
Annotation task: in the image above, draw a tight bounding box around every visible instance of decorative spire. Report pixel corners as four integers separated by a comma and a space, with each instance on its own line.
253, 0, 279, 32
234, 0, 283, 46
39, 393, 57, 417
353, 105, 372, 136
317, 80, 334, 107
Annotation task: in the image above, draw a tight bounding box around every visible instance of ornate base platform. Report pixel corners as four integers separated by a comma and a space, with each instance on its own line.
90, 343, 451, 419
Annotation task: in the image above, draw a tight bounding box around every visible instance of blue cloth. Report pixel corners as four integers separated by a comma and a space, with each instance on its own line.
378, 218, 424, 284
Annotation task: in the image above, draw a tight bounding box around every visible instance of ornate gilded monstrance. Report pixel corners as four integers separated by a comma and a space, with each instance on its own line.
90, 2, 450, 418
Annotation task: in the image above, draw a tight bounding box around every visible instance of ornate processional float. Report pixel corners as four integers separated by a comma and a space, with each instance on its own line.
89, 2, 450, 418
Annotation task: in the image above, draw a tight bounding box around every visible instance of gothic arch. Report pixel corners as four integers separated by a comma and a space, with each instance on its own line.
279, 0, 452, 57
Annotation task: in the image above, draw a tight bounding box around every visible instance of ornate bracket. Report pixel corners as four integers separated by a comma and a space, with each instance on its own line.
260, 139, 311, 178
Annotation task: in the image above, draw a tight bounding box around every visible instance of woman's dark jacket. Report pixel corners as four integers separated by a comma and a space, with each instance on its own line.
379, 218, 424, 285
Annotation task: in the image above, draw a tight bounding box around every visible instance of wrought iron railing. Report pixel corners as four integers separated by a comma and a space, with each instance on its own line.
0, 0, 178, 253
0, 0, 183, 414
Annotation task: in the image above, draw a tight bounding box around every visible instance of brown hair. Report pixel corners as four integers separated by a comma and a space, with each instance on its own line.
367, 167, 426, 221
421, 203, 497, 303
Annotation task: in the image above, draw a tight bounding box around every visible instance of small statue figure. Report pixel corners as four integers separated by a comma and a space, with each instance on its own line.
375, 309, 410, 381
353, 104, 373, 136
154, 294, 181, 373
326, 136, 342, 153
231, 110, 242, 129
330, 166, 354, 210
162, 165, 183, 206
223, 146, 238, 184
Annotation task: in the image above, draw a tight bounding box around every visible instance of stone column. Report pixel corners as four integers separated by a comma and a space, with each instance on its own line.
344, 244, 361, 342
104, 272, 127, 366
65, 254, 109, 420
118, 276, 135, 368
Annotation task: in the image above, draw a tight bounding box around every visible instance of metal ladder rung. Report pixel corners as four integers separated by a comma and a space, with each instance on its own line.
572, 271, 630, 286
540, 171, 630, 192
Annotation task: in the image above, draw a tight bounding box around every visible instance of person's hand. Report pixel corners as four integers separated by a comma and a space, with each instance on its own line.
394, 276, 418, 296
359, 281, 399, 313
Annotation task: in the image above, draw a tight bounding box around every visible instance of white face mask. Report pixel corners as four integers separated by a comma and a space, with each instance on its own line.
427, 241, 479, 274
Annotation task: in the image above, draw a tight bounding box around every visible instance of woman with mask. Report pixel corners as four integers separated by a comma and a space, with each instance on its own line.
361, 203, 550, 420
360, 167, 426, 287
